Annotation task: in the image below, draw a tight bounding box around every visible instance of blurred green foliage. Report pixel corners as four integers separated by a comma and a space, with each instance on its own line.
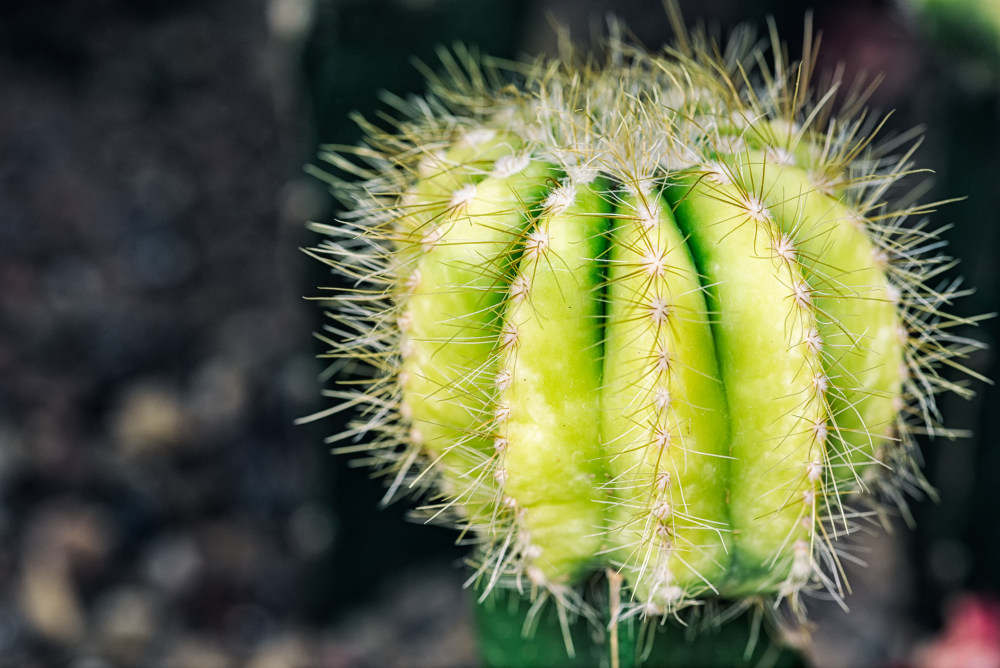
477, 590, 805, 667
912, 0, 1000, 61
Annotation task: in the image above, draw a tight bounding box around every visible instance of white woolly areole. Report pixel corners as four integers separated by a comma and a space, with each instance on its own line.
523, 228, 550, 258
812, 419, 828, 444
638, 200, 660, 230
492, 153, 531, 178
773, 234, 796, 262
495, 369, 512, 391
543, 185, 576, 215
654, 583, 685, 608
509, 274, 530, 302
405, 268, 421, 293
416, 150, 447, 177
872, 247, 889, 268
793, 281, 812, 309
767, 147, 796, 166
804, 327, 822, 353
526, 565, 546, 586
655, 526, 670, 544
647, 296, 671, 324
653, 426, 671, 449
460, 127, 496, 146
494, 467, 508, 485
643, 249, 668, 278
450, 184, 477, 208
629, 180, 655, 198
565, 164, 598, 185
655, 346, 671, 373
789, 539, 812, 580
500, 322, 518, 349
654, 387, 671, 411
743, 194, 771, 222
704, 161, 732, 185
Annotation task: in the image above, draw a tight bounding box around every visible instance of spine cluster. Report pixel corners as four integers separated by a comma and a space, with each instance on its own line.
305, 19, 984, 633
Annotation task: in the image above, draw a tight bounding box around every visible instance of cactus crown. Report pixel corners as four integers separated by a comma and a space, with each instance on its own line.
306, 12, 984, 644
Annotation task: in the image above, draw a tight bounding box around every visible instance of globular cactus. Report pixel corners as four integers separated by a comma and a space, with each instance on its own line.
307, 14, 984, 651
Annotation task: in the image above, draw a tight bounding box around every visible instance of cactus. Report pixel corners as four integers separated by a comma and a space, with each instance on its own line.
306, 13, 984, 662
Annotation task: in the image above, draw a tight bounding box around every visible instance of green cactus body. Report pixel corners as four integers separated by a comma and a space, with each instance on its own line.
602, 191, 731, 606
740, 159, 905, 486
497, 178, 610, 584
400, 157, 551, 520
398, 129, 522, 236
394, 130, 522, 284
310, 17, 981, 639
665, 172, 824, 594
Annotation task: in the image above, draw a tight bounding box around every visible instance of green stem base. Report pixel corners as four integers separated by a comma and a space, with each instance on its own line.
475, 590, 807, 668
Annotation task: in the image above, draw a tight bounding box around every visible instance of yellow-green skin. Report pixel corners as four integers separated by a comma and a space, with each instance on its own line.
394, 131, 523, 278
706, 134, 905, 484
396, 143, 901, 604
740, 159, 904, 487
498, 181, 611, 582
400, 159, 551, 519
665, 174, 823, 593
601, 193, 730, 603
402, 131, 523, 230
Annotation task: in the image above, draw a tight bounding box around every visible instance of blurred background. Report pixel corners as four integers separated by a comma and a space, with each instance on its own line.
0, 0, 997, 666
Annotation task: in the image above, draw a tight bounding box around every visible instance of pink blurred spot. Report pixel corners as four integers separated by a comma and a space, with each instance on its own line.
915, 596, 1000, 668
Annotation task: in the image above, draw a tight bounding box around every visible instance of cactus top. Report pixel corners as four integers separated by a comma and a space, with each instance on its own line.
306, 18, 984, 630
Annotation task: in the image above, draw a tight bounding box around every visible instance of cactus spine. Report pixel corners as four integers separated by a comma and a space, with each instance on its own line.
307, 16, 984, 638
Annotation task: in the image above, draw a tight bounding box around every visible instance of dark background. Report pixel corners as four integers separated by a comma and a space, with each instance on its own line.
0, 0, 997, 666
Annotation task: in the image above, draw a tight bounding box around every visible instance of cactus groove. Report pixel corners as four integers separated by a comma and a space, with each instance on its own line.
306, 16, 985, 634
